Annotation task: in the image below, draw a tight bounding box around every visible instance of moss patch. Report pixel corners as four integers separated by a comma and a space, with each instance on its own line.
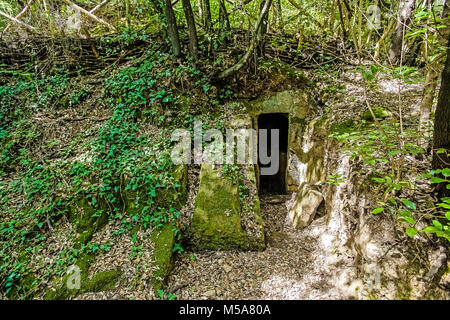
45, 252, 122, 300
185, 163, 265, 251
362, 107, 391, 121
68, 195, 109, 247
151, 223, 176, 295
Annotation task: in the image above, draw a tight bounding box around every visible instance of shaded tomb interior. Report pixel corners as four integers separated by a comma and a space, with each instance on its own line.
258, 113, 289, 194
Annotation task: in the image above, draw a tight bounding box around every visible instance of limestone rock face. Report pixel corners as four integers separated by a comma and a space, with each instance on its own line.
185, 163, 265, 251
288, 183, 323, 229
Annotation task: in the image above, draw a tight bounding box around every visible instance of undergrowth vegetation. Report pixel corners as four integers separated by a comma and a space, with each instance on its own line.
0, 40, 236, 298
328, 65, 450, 243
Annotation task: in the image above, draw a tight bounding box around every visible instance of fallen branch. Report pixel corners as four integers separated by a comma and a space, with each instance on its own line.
1, 0, 34, 36
285, 0, 323, 29
0, 9, 36, 32
90, 0, 112, 14
63, 0, 116, 31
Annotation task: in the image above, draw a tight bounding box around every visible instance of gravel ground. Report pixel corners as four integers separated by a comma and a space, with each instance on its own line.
166, 193, 323, 300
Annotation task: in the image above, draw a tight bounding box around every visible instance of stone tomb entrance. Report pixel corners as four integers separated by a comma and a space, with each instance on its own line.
258, 113, 289, 194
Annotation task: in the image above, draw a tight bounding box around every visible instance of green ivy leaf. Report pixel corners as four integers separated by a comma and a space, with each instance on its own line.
406, 227, 418, 237
441, 168, 450, 177
437, 203, 450, 210
371, 208, 384, 214
401, 199, 416, 210
430, 177, 447, 183
422, 226, 438, 233
432, 220, 443, 230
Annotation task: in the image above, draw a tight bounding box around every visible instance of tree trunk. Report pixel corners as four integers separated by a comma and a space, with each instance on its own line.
432, 35, 450, 198
329, 0, 337, 33
388, 0, 415, 65
419, 66, 439, 142
217, 0, 273, 80
219, 0, 231, 39
257, 0, 271, 57
273, 0, 282, 31
201, 0, 212, 32
164, 0, 182, 57
198, 0, 202, 18
182, 0, 199, 59
337, 0, 347, 41
374, 18, 396, 61
419, 1, 450, 141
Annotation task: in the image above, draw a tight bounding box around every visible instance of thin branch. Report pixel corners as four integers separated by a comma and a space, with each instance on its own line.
0, 9, 36, 32
90, 0, 112, 13
63, 0, 116, 31
1, 0, 34, 36
285, 0, 323, 29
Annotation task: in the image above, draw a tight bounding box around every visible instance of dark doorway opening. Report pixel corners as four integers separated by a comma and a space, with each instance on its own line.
258, 113, 289, 194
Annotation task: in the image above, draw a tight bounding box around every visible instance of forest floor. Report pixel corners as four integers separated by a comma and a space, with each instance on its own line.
167, 192, 357, 300
166, 193, 319, 299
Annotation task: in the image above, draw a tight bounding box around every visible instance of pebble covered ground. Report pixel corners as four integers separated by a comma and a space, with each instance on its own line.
165, 194, 325, 300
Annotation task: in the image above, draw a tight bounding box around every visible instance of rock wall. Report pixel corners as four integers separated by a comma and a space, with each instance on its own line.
278, 90, 449, 299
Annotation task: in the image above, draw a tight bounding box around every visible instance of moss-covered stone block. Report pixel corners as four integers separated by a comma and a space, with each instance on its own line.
151, 223, 176, 295
45, 253, 122, 300
84, 270, 123, 292
185, 163, 265, 251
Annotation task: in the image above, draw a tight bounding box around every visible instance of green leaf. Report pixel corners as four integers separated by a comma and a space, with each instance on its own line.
441, 168, 450, 177
437, 203, 450, 210
422, 226, 438, 233
371, 208, 384, 214
445, 212, 450, 221
398, 209, 412, 217
401, 199, 416, 210
432, 220, 443, 230
406, 227, 418, 237
399, 216, 415, 225
430, 177, 447, 183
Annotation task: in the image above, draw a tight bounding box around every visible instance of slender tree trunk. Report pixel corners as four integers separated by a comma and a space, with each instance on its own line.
419, 1, 450, 140
217, 0, 273, 79
337, 0, 347, 41
219, 0, 231, 39
374, 18, 396, 61
257, 0, 271, 56
432, 34, 450, 198
419, 66, 439, 140
164, 0, 182, 57
182, 0, 199, 59
388, 0, 415, 65
201, 0, 212, 32
329, 0, 337, 33
273, 0, 282, 31
198, 0, 202, 17
125, 0, 130, 27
